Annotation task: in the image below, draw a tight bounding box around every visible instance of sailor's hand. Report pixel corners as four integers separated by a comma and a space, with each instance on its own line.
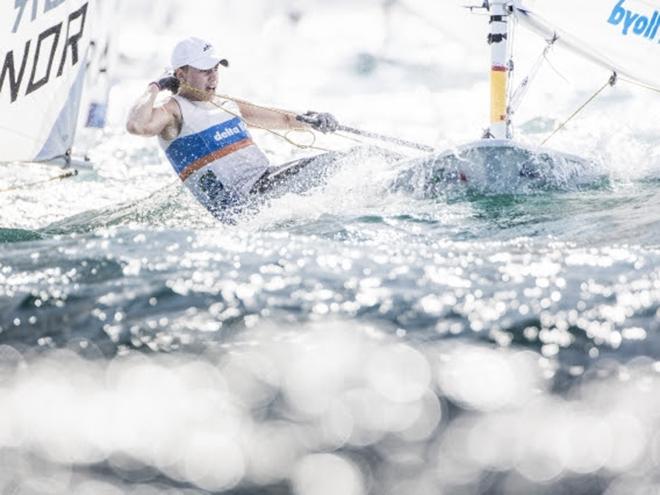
296, 111, 339, 133
149, 76, 180, 93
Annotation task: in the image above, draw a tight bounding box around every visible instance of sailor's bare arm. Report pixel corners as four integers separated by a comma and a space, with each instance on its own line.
236, 101, 307, 131
126, 85, 181, 139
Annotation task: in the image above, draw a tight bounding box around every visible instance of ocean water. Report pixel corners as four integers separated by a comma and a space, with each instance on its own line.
2, 2, 660, 494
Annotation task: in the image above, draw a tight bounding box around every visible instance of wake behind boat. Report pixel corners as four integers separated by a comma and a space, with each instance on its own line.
41, 145, 404, 231
165, 145, 404, 225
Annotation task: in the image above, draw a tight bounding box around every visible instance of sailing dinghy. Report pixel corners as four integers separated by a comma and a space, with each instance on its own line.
0, 0, 111, 169
397, 0, 660, 195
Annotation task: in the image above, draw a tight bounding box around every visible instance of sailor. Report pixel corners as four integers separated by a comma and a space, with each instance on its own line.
126, 36, 339, 220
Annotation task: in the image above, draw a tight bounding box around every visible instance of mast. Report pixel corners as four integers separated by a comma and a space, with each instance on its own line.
488, 0, 512, 139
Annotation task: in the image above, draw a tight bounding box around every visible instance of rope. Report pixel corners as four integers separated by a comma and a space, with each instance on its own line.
180, 83, 426, 154
540, 72, 617, 146
0, 168, 78, 193
509, 34, 558, 116
507, 15, 517, 116
180, 83, 332, 152
334, 131, 367, 146
216, 96, 329, 152
208, 91, 424, 153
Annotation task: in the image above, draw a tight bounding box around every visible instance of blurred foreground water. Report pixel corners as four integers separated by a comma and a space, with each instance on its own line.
1, 193, 659, 494
2, 318, 660, 495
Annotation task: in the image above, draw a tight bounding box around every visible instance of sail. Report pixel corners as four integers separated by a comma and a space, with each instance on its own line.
80, 0, 120, 129
513, 0, 660, 90
0, 0, 95, 163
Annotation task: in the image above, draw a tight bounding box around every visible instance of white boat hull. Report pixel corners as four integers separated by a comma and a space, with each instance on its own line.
392, 139, 606, 196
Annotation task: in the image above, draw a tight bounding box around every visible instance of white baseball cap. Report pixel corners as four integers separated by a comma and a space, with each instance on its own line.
171, 37, 229, 70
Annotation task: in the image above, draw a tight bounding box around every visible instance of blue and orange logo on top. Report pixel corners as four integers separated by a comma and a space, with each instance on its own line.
608, 0, 660, 41
165, 117, 253, 181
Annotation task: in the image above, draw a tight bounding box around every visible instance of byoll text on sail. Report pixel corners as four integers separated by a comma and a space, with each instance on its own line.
608, 0, 660, 41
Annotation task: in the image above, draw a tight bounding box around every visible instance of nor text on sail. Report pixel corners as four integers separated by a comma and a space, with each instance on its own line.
1, 1, 89, 104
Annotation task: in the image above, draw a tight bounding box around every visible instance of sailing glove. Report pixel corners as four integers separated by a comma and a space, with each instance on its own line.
152, 76, 180, 93
296, 111, 339, 133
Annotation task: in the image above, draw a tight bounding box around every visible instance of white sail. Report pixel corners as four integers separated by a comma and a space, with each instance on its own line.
80, 0, 120, 129
513, 0, 660, 90
0, 0, 95, 162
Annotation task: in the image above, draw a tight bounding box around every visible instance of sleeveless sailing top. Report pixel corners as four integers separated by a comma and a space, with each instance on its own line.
158, 96, 270, 210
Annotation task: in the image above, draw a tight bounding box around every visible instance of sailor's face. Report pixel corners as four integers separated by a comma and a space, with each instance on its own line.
180, 65, 219, 100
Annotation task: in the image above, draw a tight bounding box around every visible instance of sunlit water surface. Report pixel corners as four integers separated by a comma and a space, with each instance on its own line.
1, 1, 660, 494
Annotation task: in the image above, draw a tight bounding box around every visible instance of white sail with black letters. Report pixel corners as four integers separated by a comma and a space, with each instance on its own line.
0, 0, 95, 163
513, 0, 660, 90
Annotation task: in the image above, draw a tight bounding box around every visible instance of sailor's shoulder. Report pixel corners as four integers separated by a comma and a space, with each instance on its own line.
161, 96, 183, 118
155, 96, 182, 140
